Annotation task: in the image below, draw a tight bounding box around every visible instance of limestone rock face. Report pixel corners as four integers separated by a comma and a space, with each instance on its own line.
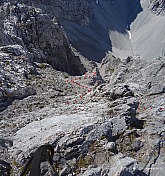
100, 54, 165, 96
0, 0, 88, 110
0, 1, 165, 176
78, 153, 138, 176
0, 45, 36, 111
0, 1, 86, 75
16, 0, 91, 26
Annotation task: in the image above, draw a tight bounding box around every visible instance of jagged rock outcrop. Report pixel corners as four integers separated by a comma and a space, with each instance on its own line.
0, 0, 90, 111
98, 55, 165, 175
0, 1, 86, 75
99, 54, 165, 95
0, 1, 165, 176
149, 0, 165, 15
0, 45, 36, 111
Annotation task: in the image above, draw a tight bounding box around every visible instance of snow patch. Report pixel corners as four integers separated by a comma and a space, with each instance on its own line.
128, 30, 132, 39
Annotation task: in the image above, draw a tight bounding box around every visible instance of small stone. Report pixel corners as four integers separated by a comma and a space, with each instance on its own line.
64, 147, 79, 160
132, 140, 143, 152
55, 144, 60, 153
60, 166, 68, 176
53, 153, 61, 163
105, 142, 116, 151
82, 167, 102, 176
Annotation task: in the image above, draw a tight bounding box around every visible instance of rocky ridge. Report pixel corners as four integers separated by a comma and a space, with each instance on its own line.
1, 54, 165, 176
0, 1, 86, 75
0, 0, 89, 111
0, 0, 165, 176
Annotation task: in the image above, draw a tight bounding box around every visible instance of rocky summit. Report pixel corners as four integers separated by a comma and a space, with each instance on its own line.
0, 0, 165, 176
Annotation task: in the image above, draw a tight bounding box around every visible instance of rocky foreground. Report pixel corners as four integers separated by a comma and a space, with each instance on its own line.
0, 0, 165, 176
1, 51, 165, 176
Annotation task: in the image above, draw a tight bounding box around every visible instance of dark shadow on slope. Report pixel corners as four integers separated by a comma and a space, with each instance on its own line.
129, 117, 145, 129
0, 159, 11, 176
61, 0, 143, 62
0, 99, 12, 112
127, 0, 143, 30
121, 170, 148, 176
60, 20, 112, 62
16, 0, 143, 62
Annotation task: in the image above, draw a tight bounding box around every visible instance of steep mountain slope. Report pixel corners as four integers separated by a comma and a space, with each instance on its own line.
130, 0, 165, 59
60, 0, 165, 61
1, 55, 164, 176
6, 0, 164, 61
0, 1, 86, 75
60, 0, 142, 61
0, 1, 165, 176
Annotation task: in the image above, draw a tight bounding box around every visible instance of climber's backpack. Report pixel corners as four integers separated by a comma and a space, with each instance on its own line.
20, 144, 59, 176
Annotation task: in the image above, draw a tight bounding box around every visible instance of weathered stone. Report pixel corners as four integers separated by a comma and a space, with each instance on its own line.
0, 138, 13, 162
0, 45, 23, 56
105, 142, 116, 151
132, 139, 143, 152
59, 166, 68, 176
65, 137, 84, 148
108, 153, 138, 176
84, 116, 128, 148
82, 166, 102, 176
64, 147, 79, 160
107, 84, 134, 101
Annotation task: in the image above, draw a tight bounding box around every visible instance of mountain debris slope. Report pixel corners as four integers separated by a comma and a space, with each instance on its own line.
2, 0, 163, 62
56, 0, 165, 61
0, 1, 86, 75
130, 0, 165, 59
0, 0, 165, 176
1, 54, 164, 176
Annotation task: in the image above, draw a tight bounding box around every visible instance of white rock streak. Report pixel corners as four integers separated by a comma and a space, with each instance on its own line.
128, 30, 132, 39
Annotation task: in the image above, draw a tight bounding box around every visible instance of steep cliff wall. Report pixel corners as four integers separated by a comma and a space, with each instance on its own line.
5, 0, 140, 61
59, 0, 139, 61
0, 1, 86, 111
20, 0, 164, 61
0, 1, 86, 75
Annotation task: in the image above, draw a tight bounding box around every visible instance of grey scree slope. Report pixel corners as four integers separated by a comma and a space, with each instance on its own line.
61, 0, 165, 61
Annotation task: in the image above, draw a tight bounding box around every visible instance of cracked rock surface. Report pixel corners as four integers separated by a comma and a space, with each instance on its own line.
0, 1, 165, 176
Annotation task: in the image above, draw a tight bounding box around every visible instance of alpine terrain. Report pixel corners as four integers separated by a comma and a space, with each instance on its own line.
0, 0, 165, 176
